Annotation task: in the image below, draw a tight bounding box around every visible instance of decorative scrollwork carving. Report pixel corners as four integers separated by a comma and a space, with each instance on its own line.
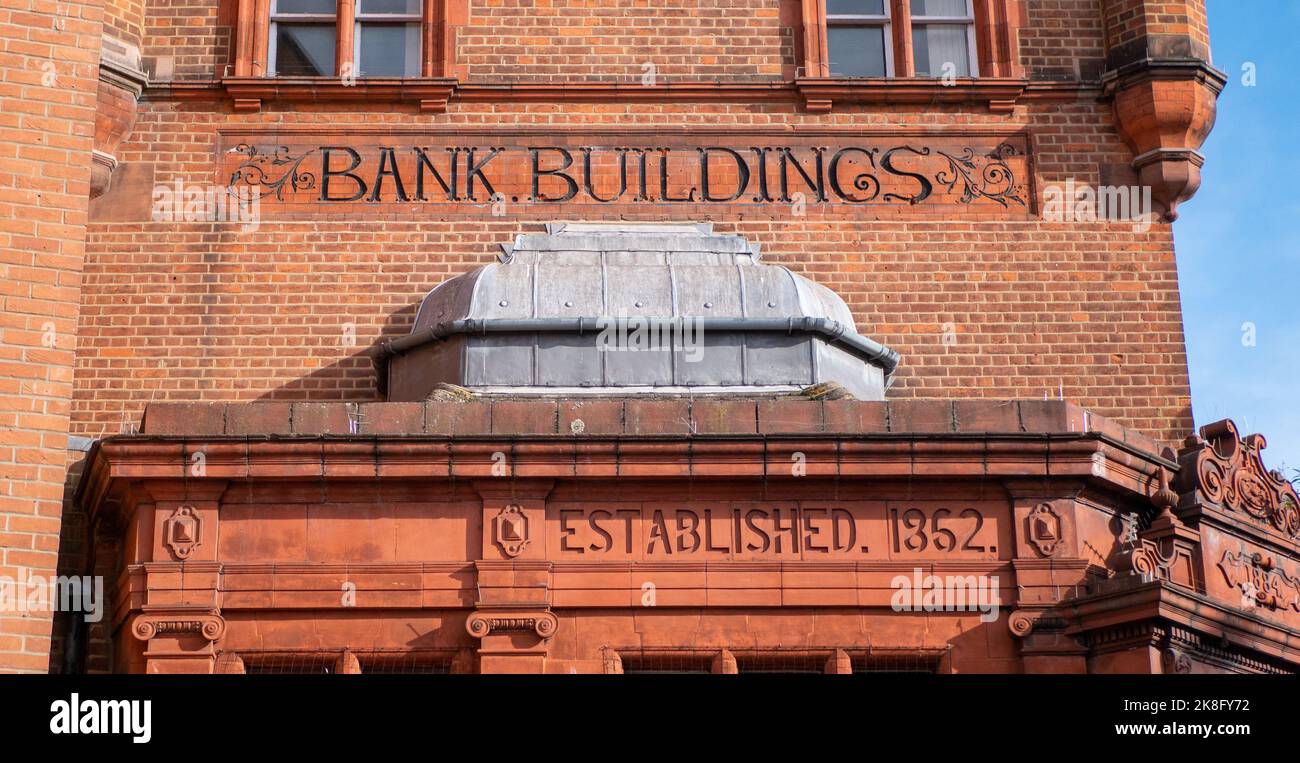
466, 614, 491, 638
465, 610, 559, 640
1008, 611, 1035, 638
1007, 611, 1066, 639
1128, 544, 1161, 580
1179, 419, 1300, 538
534, 613, 558, 638
1116, 536, 1188, 585
131, 612, 226, 642
227, 144, 318, 202
933, 143, 1027, 207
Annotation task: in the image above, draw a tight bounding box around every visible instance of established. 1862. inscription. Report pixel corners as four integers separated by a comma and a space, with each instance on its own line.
549, 503, 1003, 560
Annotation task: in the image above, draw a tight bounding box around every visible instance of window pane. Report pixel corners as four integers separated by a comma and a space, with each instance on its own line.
358, 23, 421, 76
358, 0, 420, 14
827, 0, 885, 16
911, 0, 967, 17
274, 0, 335, 14
912, 24, 970, 77
274, 24, 336, 75
827, 26, 886, 77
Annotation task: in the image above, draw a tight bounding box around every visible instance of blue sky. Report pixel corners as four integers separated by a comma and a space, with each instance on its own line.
1175, 0, 1299, 477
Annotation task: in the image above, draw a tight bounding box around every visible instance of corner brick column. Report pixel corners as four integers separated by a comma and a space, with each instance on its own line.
0, 0, 104, 673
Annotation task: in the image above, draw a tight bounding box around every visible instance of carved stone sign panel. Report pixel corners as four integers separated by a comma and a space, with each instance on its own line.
548, 501, 1008, 561
1218, 550, 1300, 612
216, 128, 1033, 219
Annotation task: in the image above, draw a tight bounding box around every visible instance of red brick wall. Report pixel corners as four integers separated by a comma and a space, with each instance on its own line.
128, 0, 1145, 83
459, 0, 793, 82
1101, 0, 1210, 62
104, 0, 145, 47
78, 95, 1192, 445
1018, 0, 1107, 80
142, 0, 228, 80
51, 0, 1218, 674
1103, 0, 1209, 47
0, 0, 102, 673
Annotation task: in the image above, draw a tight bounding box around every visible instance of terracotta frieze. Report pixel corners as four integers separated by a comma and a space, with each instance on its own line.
214, 127, 1033, 219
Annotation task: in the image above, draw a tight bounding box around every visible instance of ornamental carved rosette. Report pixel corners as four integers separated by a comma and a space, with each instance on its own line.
1007, 610, 1067, 639
1176, 419, 1300, 540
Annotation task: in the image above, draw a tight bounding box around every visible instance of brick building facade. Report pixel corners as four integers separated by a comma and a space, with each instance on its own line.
4, 0, 1298, 674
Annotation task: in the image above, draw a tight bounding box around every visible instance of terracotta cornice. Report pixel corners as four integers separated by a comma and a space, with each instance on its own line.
147, 81, 226, 101
80, 432, 1173, 530
151, 79, 801, 106
216, 124, 1029, 138
454, 82, 796, 104
99, 57, 149, 98
98, 34, 148, 96
1099, 58, 1228, 99
1022, 80, 1104, 100
1065, 579, 1300, 668
141, 76, 1088, 112
120, 559, 1017, 613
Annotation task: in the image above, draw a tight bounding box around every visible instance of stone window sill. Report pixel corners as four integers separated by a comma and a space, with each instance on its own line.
155, 76, 1035, 114
793, 77, 1030, 114
221, 76, 458, 113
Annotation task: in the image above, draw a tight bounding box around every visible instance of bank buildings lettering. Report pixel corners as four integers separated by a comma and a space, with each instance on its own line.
224, 139, 1029, 209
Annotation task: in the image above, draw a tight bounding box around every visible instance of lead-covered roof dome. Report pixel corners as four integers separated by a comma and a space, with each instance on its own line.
380, 223, 898, 401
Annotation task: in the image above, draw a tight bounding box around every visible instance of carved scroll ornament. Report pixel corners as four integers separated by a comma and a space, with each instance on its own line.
466, 610, 558, 640
1180, 420, 1300, 539
132, 612, 226, 642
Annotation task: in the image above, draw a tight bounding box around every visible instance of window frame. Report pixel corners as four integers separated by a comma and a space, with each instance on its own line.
825, 1, 896, 78
257, 0, 433, 79
908, 0, 979, 79
353, 0, 424, 78
810, 0, 1013, 82
267, 0, 339, 77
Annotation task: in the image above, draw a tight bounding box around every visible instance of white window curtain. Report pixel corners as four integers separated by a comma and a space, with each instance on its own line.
910, 0, 976, 77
